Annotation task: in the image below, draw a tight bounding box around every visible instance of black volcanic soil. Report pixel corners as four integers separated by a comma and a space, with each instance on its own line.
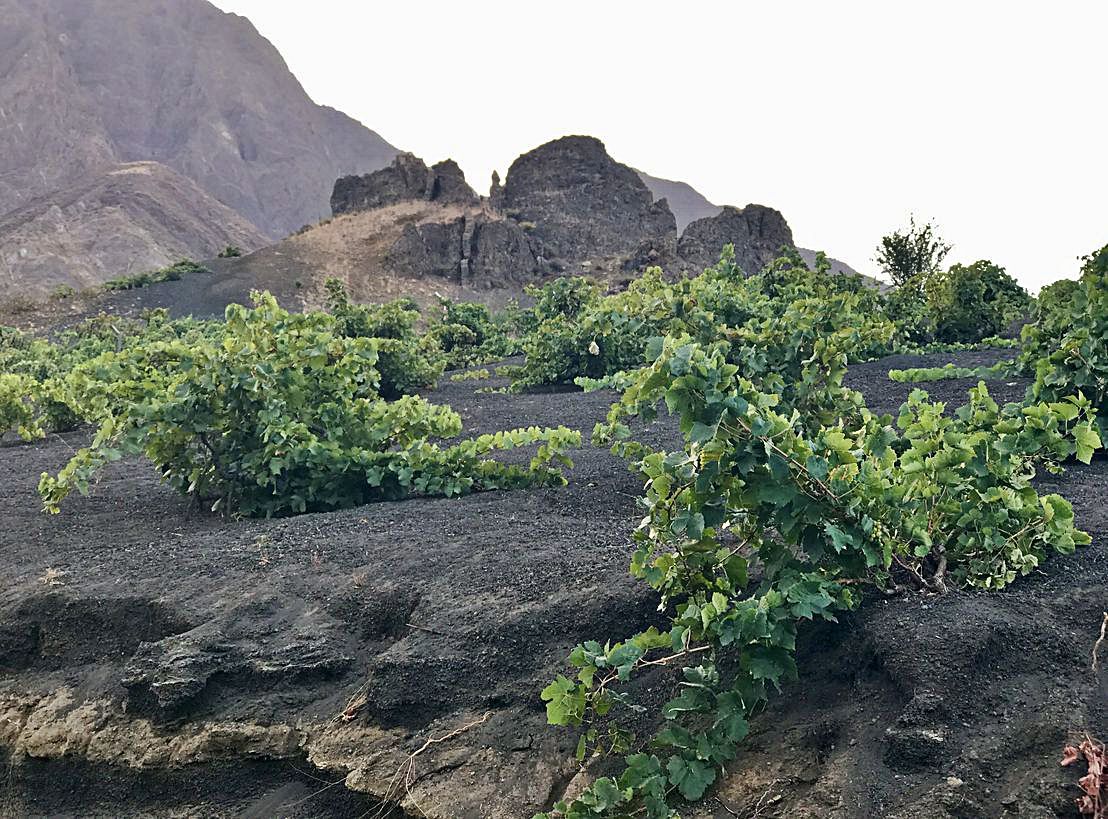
1, 349, 1104, 819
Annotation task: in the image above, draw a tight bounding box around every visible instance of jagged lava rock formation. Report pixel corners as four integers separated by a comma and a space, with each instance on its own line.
637, 171, 865, 278
327, 136, 835, 292
677, 204, 795, 276
335, 153, 544, 290
501, 135, 677, 270
331, 154, 480, 215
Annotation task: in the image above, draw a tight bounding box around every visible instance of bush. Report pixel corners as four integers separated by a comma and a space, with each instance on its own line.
40, 292, 580, 517
875, 216, 951, 287
926, 260, 1030, 343
432, 299, 517, 367
510, 248, 895, 395
0, 374, 42, 441
540, 324, 1099, 818
103, 260, 209, 291
1027, 244, 1108, 437
323, 278, 443, 398
1020, 277, 1083, 368
50, 285, 77, 301
0, 311, 224, 441
883, 259, 1030, 346
218, 245, 243, 258
527, 276, 600, 322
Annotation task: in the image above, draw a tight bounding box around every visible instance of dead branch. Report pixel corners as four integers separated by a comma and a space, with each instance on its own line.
1093, 612, 1108, 674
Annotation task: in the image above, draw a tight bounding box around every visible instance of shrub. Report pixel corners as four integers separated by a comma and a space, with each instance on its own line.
323, 278, 443, 398
875, 216, 951, 287
1027, 244, 1108, 437
432, 299, 516, 367
1020, 277, 1084, 369
926, 260, 1030, 343
103, 260, 209, 291
40, 292, 580, 517
539, 326, 1099, 818
511, 248, 895, 395
527, 276, 601, 322
218, 245, 243, 258
884, 259, 1030, 346
50, 285, 77, 301
0, 374, 42, 441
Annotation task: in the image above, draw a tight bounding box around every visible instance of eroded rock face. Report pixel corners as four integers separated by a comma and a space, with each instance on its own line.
0, 0, 397, 238
331, 153, 435, 214
677, 204, 795, 276
123, 618, 355, 718
0, 162, 269, 295
468, 216, 543, 288
500, 135, 677, 267
385, 217, 467, 282
384, 214, 543, 288
331, 154, 479, 215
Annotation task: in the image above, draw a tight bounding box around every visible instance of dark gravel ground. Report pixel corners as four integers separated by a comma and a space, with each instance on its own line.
1, 348, 1104, 819
844, 347, 1028, 416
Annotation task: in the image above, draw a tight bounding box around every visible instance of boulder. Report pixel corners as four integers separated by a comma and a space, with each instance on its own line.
500, 135, 677, 267
677, 204, 795, 276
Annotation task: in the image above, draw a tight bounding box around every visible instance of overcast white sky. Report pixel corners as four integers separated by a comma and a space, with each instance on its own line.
213, 0, 1106, 290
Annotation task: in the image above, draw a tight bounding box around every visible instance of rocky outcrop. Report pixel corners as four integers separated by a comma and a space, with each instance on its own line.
489, 171, 505, 211
0, 0, 398, 238
331, 153, 433, 214
332, 154, 479, 215
385, 217, 468, 281
430, 160, 480, 206
677, 204, 796, 276
500, 136, 677, 268
384, 213, 543, 288
468, 216, 543, 287
636, 171, 723, 232
638, 172, 871, 280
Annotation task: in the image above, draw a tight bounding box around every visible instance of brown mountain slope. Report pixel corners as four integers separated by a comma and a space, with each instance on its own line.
78, 201, 533, 321
0, 162, 267, 295
0, 0, 398, 238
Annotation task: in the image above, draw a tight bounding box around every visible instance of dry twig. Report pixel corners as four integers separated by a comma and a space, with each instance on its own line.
1092, 612, 1107, 674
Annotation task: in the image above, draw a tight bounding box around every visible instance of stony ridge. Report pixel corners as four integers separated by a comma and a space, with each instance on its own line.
336, 136, 807, 283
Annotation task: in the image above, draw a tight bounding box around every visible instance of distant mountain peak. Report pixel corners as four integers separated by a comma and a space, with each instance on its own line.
0, 0, 398, 293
